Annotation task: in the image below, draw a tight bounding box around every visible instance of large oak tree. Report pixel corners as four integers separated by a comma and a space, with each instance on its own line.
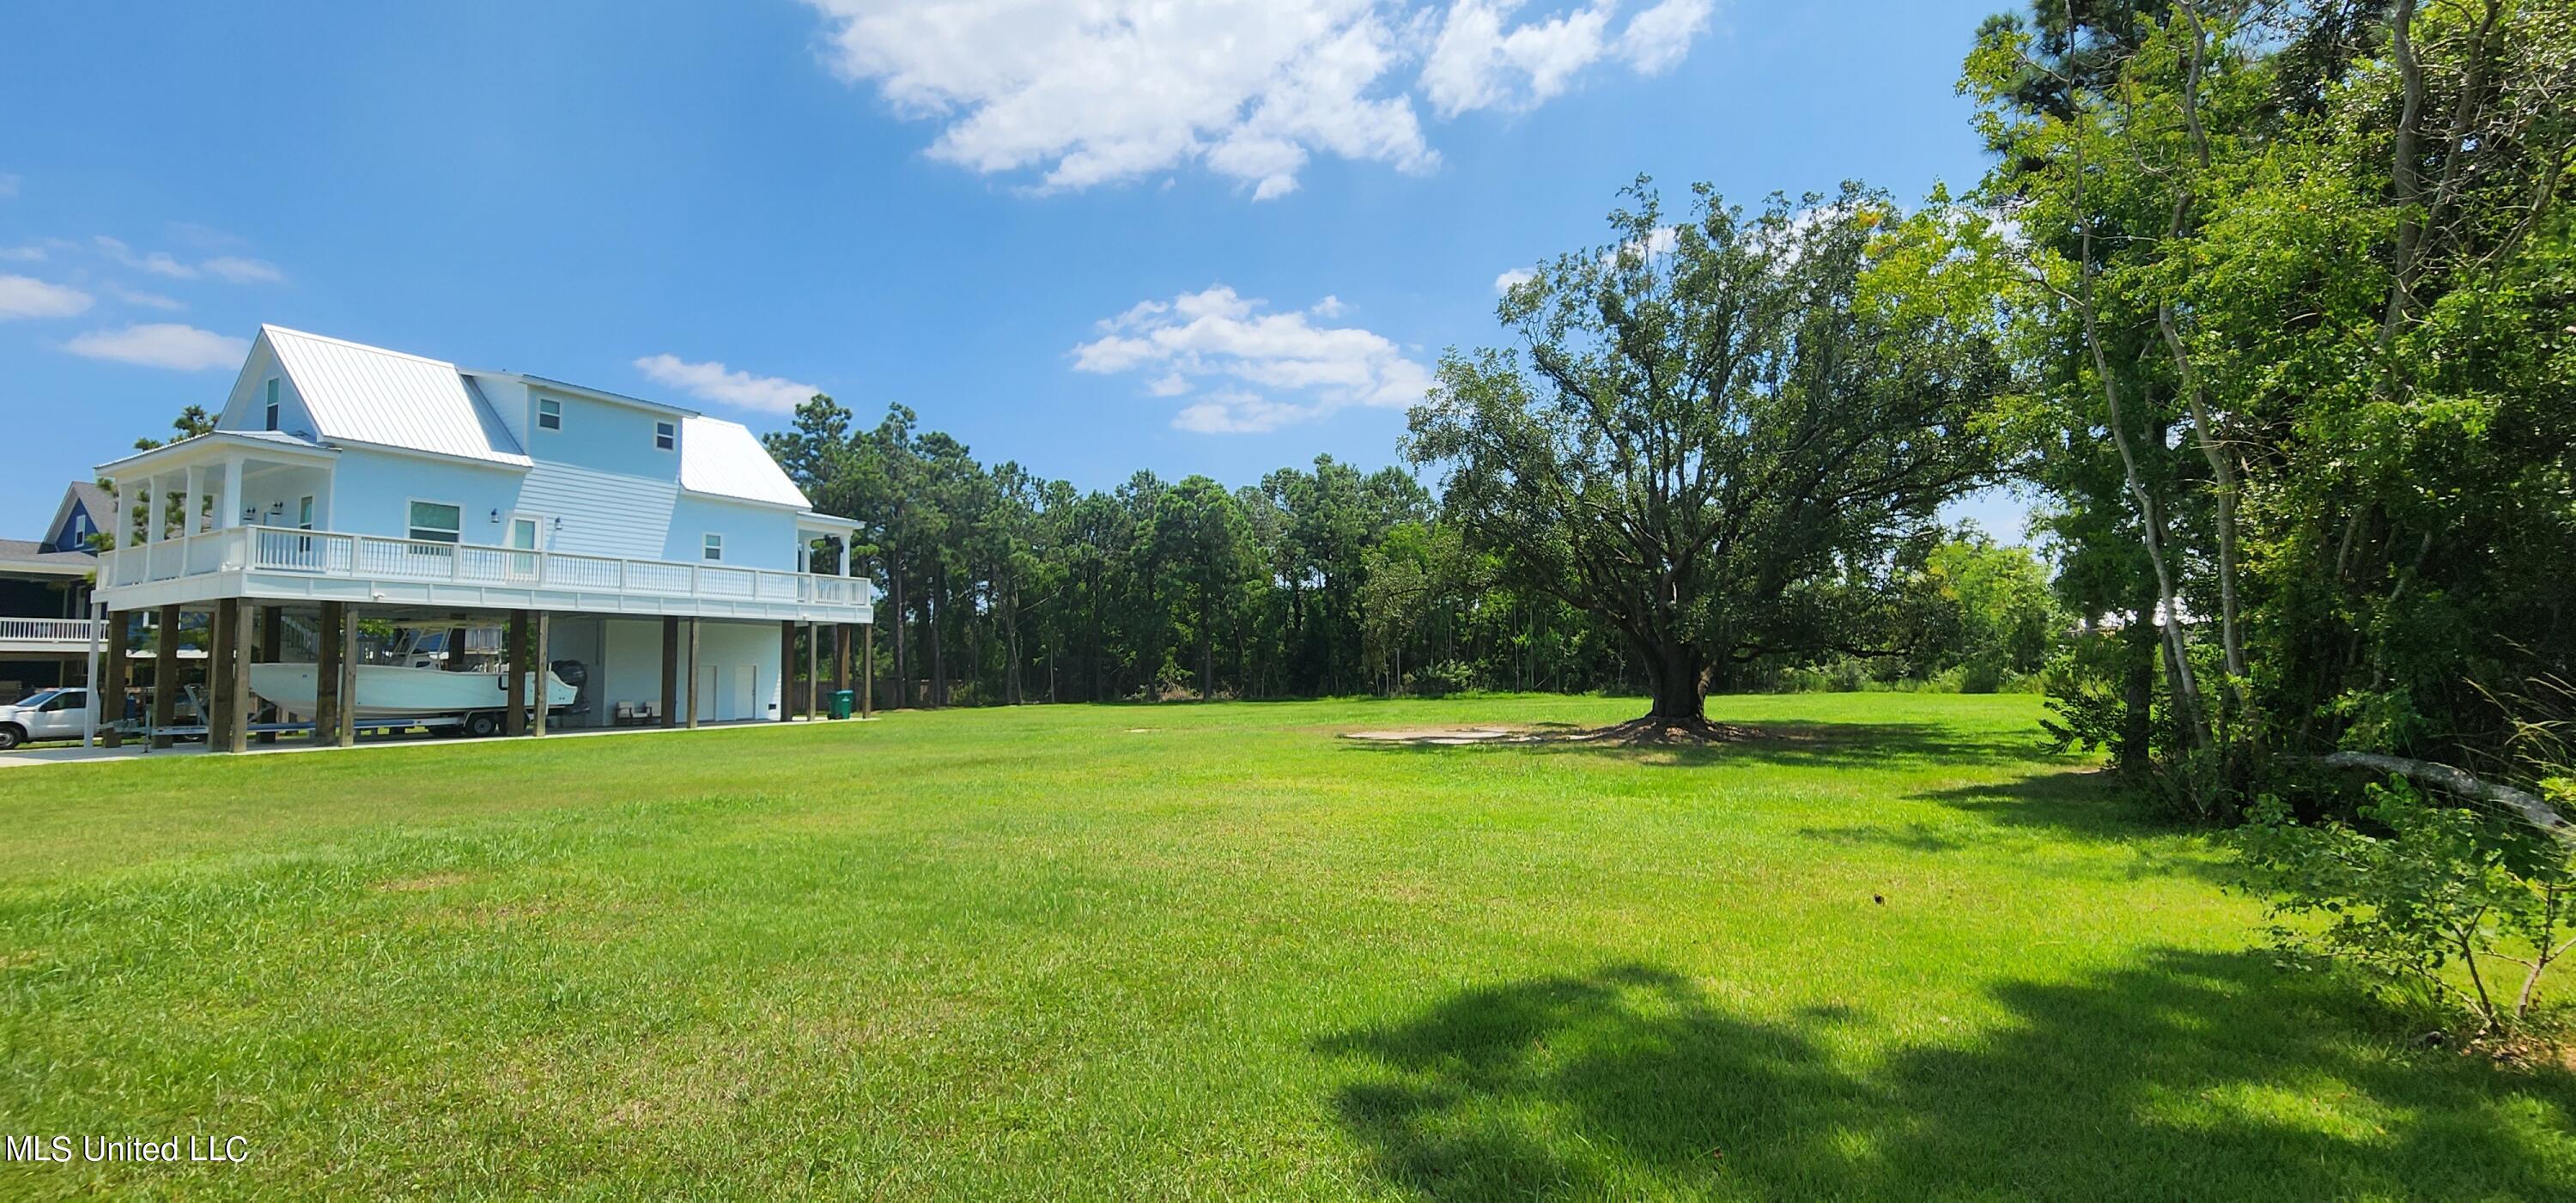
1406, 180, 2002, 732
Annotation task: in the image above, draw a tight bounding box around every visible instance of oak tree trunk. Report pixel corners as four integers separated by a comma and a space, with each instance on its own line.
1646, 643, 1706, 721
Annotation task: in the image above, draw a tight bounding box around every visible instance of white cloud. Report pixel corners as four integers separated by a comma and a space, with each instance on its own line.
1603, 223, 1679, 266
94, 236, 196, 279
1073, 284, 1433, 434
105, 285, 185, 311
90, 237, 285, 283
1, 245, 46, 263
1309, 295, 1347, 318
634, 354, 822, 415
802, 0, 1717, 198
1493, 267, 1534, 293
1421, 0, 1710, 117
1616, 0, 1715, 73
1173, 392, 1326, 434
64, 323, 246, 370
1, 275, 94, 319
200, 256, 284, 284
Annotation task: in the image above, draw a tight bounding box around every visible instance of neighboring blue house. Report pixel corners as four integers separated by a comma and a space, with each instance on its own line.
43, 482, 111, 554
91, 325, 874, 747
0, 481, 108, 702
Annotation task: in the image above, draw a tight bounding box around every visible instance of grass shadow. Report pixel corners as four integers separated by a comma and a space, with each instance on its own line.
1320, 954, 2576, 1200
1792, 821, 1971, 854
1339, 720, 2062, 772
1909, 768, 2186, 845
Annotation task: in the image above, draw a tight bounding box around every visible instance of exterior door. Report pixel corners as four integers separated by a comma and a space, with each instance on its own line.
698, 665, 721, 720
730, 665, 756, 720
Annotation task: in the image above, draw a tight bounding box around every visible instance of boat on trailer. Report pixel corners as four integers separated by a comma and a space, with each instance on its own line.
246, 663, 577, 720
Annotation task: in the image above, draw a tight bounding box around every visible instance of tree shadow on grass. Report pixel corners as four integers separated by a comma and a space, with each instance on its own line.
1340, 721, 2060, 773
1319, 954, 2576, 1200
1906, 768, 2194, 848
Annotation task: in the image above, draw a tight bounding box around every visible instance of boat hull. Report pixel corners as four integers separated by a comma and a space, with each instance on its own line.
247, 663, 576, 719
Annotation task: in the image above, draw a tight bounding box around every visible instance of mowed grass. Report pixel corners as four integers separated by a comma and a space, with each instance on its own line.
3, 694, 2572, 1199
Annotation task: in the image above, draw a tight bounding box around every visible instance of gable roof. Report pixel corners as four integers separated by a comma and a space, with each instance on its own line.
259, 325, 530, 466
46, 481, 112, 550
679, 416, 811, 509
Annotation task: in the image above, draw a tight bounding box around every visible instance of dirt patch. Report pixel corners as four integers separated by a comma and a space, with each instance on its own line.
1340, 726, 1537, 746
374, 871, 472, 893
1562, 715, 1767, 744
1342, 717, 1807, 747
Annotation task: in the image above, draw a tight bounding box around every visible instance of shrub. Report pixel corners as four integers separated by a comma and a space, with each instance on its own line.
1958, 659, 2006, 695
2232, 779, 2576, 1039
1408, 660, 1476, 697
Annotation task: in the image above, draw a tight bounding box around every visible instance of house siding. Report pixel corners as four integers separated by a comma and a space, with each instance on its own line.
325, 449, 528, 543
313, 448, 799, 570
519, 462, 678, 561
666, 494, 799, 573
216, 341, 319, 439
523, 389, 681, 480
50, 502, 96, 553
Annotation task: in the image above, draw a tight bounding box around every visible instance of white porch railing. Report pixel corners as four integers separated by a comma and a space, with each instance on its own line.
0, 617, 100, 643
104, 526, 872, 611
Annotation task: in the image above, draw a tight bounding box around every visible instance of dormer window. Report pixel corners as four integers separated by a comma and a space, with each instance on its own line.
654, 421, 676, 451
538, 398, 562, 430
264, 378, 280, 431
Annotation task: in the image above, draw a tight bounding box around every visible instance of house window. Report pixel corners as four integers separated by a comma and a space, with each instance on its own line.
702, 533, 723, 562
407, 501, 462, 544
296, 496, 314, 530
508, 517, 539, 550
538, 398, 562, 430
264, 378, 281, 431
654, 421, 676, 451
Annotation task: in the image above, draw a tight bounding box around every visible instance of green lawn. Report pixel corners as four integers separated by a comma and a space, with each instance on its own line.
3, 694, 2571, 1199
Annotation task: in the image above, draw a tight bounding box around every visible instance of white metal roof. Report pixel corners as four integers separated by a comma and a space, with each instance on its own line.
263, 325, 531, 466
680, 416, 811, 509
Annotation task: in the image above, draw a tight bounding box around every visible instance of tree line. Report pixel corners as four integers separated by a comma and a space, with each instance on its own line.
764, 392, 2057, 712
769, 0, 2574, 823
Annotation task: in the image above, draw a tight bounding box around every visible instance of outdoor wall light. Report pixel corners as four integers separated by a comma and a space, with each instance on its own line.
489, 508, 501, 524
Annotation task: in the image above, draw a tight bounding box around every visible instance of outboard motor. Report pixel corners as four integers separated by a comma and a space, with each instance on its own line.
549, 659, 591, 716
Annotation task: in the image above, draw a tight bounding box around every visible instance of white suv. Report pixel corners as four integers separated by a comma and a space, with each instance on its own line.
0, 688, 90, 750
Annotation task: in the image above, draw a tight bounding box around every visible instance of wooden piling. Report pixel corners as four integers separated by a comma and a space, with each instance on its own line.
685, 618, 702, 729
780, 620, 799, 722
503, 611, 530, 738
211, 598, 250, 755
532, 612, 551, 737
150, 604, 179, 750
315, 601, 344, 746
255, 605, 282, 744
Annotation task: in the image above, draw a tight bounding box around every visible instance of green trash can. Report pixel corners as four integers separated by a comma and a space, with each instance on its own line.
829, 689, 856, 720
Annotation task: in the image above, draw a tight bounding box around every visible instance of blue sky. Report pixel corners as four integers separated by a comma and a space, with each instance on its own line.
2, 0, 2028, 538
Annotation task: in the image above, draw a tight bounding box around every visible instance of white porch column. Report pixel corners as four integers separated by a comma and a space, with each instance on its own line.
139, 474, 159, 544
219, 456, 244, 528
182, 465, 204, 536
